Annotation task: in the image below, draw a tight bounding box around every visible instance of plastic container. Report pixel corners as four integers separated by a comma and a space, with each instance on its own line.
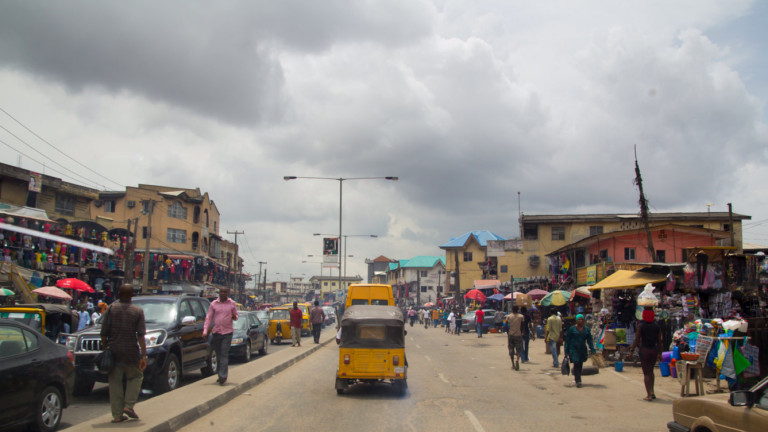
672, 346, 680, 360
659, 362, 671, 377
614, 360, 624, 372
662, 351, 672, 362
670, 362, 677, 378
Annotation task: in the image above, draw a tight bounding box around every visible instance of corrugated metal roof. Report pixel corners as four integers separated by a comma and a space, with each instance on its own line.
400, 256, 445, 268
388, 262, 400, 271
440, 230, 506, 248
521, 212, 751, 223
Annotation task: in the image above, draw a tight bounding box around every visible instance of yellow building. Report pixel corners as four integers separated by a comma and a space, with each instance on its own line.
440, 231, 506, 298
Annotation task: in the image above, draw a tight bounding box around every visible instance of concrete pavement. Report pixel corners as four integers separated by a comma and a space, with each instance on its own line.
65, 330, 337, 432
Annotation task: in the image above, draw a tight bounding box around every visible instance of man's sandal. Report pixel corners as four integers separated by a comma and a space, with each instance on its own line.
111, 415, 128, 423
123, 408, 139, 419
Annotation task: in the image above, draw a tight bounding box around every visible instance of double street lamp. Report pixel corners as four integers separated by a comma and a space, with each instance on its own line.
284, 176, 398, 297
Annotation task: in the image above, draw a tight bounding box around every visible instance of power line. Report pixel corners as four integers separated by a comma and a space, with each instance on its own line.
0, 107, 124, 189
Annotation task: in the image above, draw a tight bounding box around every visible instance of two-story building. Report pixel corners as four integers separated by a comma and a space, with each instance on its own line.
439, 230, 506, 299
385, 255, 447, 305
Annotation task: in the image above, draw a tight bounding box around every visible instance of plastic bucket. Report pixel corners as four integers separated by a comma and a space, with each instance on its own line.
614, 360, 624, 372
662, 351, 672, 362
659, 362, 671, 377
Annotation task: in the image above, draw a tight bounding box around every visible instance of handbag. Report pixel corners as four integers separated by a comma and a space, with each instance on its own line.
561, 355, 571, 376
95, 305, 114, 372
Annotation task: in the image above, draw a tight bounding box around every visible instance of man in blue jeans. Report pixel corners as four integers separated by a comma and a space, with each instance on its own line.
475, 308, 485, 338
545, 310, 563, 367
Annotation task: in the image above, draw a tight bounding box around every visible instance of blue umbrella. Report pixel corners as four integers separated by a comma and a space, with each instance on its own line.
488, 293, 505, 301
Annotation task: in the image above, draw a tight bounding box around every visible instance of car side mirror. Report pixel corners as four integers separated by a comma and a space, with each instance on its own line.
729, 390, 754, 407
181, 316, 196, 326
250, 324, 260, 329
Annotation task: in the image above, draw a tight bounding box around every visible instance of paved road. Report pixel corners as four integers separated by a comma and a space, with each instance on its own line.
53, 325, 333, 431
178, 322, 678, 432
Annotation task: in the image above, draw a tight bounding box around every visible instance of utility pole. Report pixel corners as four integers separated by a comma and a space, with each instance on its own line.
227, 230, 244, 301
257, 261, 267, 305
141, 200, 156, 294
124, 218, 135, 284
728, 203, 735, 249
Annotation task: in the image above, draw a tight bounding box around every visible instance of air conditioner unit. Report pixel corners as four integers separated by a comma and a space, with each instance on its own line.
127, 201, 136, 208
94, 200, 102, 207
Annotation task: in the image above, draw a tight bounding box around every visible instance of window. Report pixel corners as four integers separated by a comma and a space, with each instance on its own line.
624, 248, 636, 260
599, 249, 608, 259
723, 223, 731, 232
104, 200, 116, 213
437, 286, 443, 293
323, 282, 328, 286
523, 225, 538, 240
0, 327, 26, 358
500, 265, 508, 273
590, 226, 604, 236
463, 252, 473, 262
55, 193, 75, 216
167, 201, 187, 220
656, 250, 666, 263
420, 270, 428, 277
142, 227, 148, 239
167, 228, 187, 244
194, 206, 201, 224
179, 301, 192, 321
551, 227, 565, 241
421, 286, 427, 292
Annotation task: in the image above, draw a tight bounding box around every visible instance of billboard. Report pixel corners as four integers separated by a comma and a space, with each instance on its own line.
323, 237, 339, 263
28, 172, 42, 193
487, 239, 522, 257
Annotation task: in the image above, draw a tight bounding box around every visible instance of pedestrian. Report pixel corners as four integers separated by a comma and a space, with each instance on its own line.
309, 300, 325, 344
630, 308, 663, 401
506, 305, 524, 370
408, 308, 417, 327
448, 310, 456, 334
92, 301, 107, 324
475, 308, 485, 338
494, 309, 505, 333
289, 301, 303, 347
564, 314, 596, 388
203, 287, 239, 385
443, 308, 450, 331
76, 304, 91, 330
100, 284, 146, 423
431, 308, 440, 328
520, 307, 535, 362
544, 309, 564, 367
455, 308, 463, 335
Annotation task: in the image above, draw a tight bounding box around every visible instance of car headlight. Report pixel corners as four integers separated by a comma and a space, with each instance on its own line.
65, 335, 77, 351
231, 338, 244, 344
144, 330, 166, 348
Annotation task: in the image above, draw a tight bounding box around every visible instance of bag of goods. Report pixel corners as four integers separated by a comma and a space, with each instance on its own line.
637, 283, 659, 307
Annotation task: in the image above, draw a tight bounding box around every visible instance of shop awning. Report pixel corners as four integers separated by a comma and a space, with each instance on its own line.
167, 254, 194, 260
588, 270, 666, 291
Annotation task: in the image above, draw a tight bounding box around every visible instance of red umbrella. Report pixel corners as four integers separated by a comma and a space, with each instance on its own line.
56, 278, 95, 293
527, 289, 549, 300
463, 289, 486, 302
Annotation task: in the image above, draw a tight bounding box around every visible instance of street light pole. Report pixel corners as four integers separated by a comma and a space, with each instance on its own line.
284, 175, 397, 300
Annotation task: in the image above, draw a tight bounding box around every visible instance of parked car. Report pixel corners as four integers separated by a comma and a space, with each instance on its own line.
0, 318, 75, 432
229, 311, 268, 362
322, 306, 336, 327
668, 375, 768, 432
65, 295, 216, 396
461, 309, 498, 332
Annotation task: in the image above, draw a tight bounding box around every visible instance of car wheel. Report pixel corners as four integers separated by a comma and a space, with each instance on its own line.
201, 349, 218, 377
155, 353, 180, 394
259, 337, 268, 355
72, 376, 95, 396
33, 386, 63, 432
244, 341, 252, 363
275, 336, 282, 345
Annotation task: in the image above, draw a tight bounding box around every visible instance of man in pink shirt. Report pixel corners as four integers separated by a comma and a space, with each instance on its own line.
203, 287, 238, 385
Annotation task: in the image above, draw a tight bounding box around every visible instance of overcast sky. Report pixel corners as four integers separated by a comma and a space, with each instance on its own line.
1, 1, 767, 282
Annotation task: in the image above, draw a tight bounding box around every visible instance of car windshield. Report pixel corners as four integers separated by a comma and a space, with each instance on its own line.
133, 300, 177, 326
255, 311, 268, 321
0, 311, 43, 331
233, 317, 250, 330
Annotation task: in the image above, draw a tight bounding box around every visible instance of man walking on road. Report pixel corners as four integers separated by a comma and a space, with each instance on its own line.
506, 305, 524, 371
309, 300, 325, 344
290, 301, 303, 347
101, 284, 146, 423
203, 287, 239, 385
545, 309, 563, 367
475, 308, 485, 338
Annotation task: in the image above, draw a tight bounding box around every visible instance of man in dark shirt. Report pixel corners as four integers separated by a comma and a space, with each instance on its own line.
309, 300, 325, 344
101, 284, 146, 423
290, 301, 303, 347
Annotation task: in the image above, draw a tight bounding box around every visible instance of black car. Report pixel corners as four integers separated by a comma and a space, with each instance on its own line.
65, 295, 216, 395
0, 318, 74, 432
229, 311, 268, 362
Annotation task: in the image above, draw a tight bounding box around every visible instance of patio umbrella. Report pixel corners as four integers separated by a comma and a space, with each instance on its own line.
487, 293, 505, 301
424, 302, 434, 307
56, 278, 95, 293
570, 286, 592, 301
463, 289, 486, 302
33, 286, 73, 301
0, 288, 15, 296
539, 290, 571, 307
503, 293, 513, 300
527, 289, 550, 300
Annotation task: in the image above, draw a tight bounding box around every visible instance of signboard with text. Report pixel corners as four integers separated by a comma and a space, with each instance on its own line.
323, 237, 339, 263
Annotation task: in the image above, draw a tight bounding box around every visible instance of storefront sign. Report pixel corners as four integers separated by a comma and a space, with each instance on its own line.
28, 172, 42, 192
586, 266, 597, 285
56, 265, 81, 273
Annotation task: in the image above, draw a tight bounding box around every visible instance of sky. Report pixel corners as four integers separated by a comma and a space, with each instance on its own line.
1, 1, 767, 283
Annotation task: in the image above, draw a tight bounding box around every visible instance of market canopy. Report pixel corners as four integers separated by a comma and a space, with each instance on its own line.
588, 270, 666, 291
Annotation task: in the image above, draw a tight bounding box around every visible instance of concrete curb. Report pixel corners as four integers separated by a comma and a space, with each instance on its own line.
151, 337, 334, 432
66, 331, 336, 432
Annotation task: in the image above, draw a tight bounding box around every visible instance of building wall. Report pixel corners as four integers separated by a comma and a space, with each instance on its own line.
444, 239, 487, 294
